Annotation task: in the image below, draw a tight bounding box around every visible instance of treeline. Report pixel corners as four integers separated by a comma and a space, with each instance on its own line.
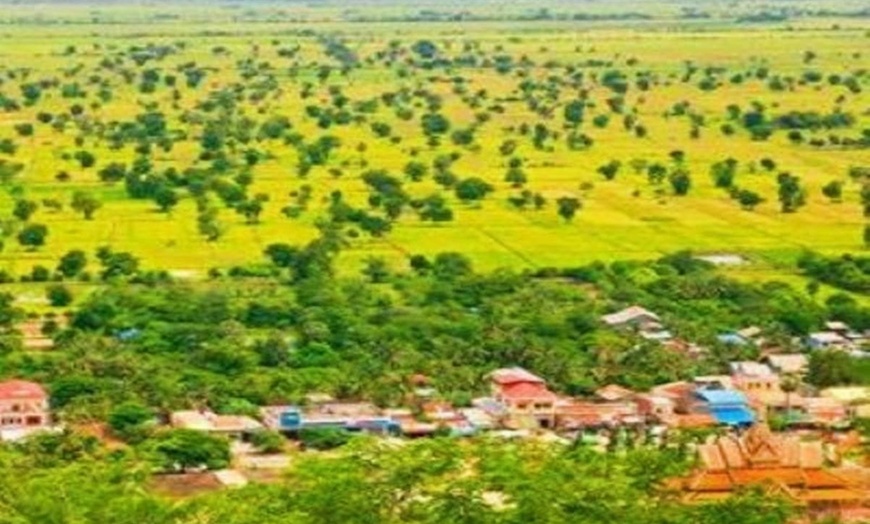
799, 252, 870, 294
3, 244, 866, 421
0, 433, 796, 524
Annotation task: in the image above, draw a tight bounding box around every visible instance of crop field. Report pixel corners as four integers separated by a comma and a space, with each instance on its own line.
0, 2, 867, 281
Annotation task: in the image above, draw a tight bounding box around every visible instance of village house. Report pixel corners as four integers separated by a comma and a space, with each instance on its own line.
170, 410, 262, 439
764, 353, 809, 376
601, 305, 661, 330
0, 380, 51, 441
674, 424, 867, 519
807, 332, 853, 351
260, 402, 400, 435
489, 367, 558, 429
730, 361, 785, 409
821, 387, 870, 419
692, 388, 755, 427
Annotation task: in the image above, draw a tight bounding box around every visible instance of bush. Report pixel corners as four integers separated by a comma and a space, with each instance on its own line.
299, 427, 352, 451
46, 284, 74, 307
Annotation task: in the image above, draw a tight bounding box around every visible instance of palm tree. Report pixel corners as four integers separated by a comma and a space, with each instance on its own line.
780, 373, 801, 426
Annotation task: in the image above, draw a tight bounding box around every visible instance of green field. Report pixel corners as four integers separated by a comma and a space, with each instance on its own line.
0, 2, 867, 282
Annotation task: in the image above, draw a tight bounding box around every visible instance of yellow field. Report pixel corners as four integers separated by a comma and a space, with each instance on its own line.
0, 8, 867, 279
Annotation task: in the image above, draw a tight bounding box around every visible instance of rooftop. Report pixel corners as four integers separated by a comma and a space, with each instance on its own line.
490, 367, 546, 386
601, 305, 660, 326
0, 380, 48, 401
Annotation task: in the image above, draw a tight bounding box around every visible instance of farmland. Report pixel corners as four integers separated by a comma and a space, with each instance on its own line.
0, 1, 866, 285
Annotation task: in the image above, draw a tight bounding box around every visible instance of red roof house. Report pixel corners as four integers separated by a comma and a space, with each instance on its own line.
490, 368, 557, 428
0, 380, 50, 435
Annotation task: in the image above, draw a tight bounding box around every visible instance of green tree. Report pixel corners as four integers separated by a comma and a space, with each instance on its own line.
57, 249, 87, 278
46, 284, 73, 307
13, 199, 38, 221
556, 197, 582, 222
71, 191, 102, 220
154, 187, 179, 213
146, 428, 231, 472
821, 180, 843, 203
454, 177, 494, 202
806, 350, 858, 388
108, 401, 154, 442
777, 173, 805, 213
669, 168, 692, 195
250, 429, 286, 454
17, 223, 48, 249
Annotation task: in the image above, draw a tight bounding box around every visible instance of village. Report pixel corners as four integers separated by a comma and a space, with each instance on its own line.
4, 305, 870, 519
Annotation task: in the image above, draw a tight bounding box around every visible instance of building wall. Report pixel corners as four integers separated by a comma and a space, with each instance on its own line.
0, 398, 49, 429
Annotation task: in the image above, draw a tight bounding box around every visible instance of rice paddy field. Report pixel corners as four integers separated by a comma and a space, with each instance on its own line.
0, 0, 867, 284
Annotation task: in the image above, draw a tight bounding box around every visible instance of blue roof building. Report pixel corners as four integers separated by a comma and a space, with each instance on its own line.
694, 388, 755, 427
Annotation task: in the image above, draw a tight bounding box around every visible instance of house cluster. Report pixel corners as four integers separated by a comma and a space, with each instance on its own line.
605, 305, 869, 355
808, 321, 869, 354
162, 358, 869, 444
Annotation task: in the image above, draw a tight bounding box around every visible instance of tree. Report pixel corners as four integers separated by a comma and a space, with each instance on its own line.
154, 187, 179, 213
821, 180, 843, 203
73, 150, 96, 169
454, 177, 494, 202
57, 249, 87, 278
108, 401, 153, 442
421, 113, 450, 137
299, 427, 351, 451
597, 160, 621, 181
556, 197, 582, 222
404, 161, 428, 182
265, 243, 300, 268
147, 428, 231, 472
780, 374, 801, 423
411, 40, 438, 59
777, 173, 806, 213
563, 99, 585, 127
806, 350, 858, 388
13, 199, 38, 221
669, 169, 692, 196
736, 189, 764, 211
97, 162, 126, 183
362, 257, 390, 283
96, 246, 139, 279
250, 429, 286, 454
71, 191, 102, 220
46, 284, 73, 307
17, 223, 48, 249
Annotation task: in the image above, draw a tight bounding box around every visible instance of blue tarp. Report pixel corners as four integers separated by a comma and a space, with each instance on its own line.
710, 406, 755, 426
696, 389, 748, 406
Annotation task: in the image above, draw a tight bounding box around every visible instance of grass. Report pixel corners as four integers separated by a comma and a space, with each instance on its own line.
0, 4, 866, 289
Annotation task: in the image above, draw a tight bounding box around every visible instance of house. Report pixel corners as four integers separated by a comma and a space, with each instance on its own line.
601, 306, 661, 330
764, 354, 809, 376
800, 398, 850, 429
674, 424, 867, 517
260, 403, 400, 435
555, 400, 640, 430
0, 380, 50, 440
635, 394, 675, 421
170, 410, 262, 439
730, 362, 783, 407
717, 333, 750, 346
490, 367, 558, 428
459, 407, 496, 431
808, 332, 852, 351
826, 321, 851, 334
821, 387, 870, 419
594, 384, 635, 403
693, 388, 755, 427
